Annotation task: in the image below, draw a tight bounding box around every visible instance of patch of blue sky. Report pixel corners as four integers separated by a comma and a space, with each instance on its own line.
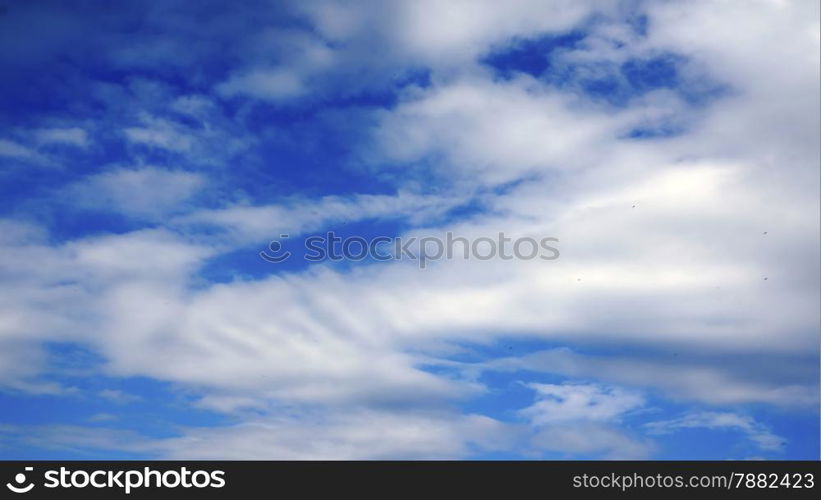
37, 343, 230, 432
628, 13, 649, 38
482, 32, 727, 114
624, 124, 684, 139
196, 186, 503, 282
198, 216, 411, 282
0, 341, 236, 459
454, 367, 818, 460
480, 32, 586, 80
0, 377, 226, 434
420, 337, 819, 459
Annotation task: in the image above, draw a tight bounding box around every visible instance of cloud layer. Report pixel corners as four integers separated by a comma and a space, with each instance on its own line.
0, 0, 817, 459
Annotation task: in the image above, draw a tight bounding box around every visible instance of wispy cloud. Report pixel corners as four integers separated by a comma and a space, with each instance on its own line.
646, 412, 786, 452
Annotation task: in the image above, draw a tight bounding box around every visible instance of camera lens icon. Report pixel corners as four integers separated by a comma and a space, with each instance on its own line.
6, 467, 35, 494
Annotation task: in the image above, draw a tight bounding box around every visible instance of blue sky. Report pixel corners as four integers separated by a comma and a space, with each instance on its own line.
0, 0, 818, 459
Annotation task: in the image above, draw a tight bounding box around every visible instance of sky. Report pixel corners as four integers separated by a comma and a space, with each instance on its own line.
0, 0, 818, 460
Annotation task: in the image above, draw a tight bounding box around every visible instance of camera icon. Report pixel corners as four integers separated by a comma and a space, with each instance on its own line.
6, 467, 35, 494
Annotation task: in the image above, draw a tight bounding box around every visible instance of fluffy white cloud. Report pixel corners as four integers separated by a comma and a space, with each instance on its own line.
370, 76, 643, 184
514, 382, 652, 459
519, 383, 644, 425
300, 0, 612, 67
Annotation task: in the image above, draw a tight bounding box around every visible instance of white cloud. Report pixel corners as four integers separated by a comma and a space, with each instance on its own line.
646, 412, 786, 452
123, 117, 195, 153
176, 190, 464, 246
530, 423, 653, 460
216, 0, 608, 104
0, 138, 45, 163
67, 229, 214, 282
68, 167, 205, 218
90, 269, 473, 409
120, 111, 253, 164
217, 68, 306, 101
87, 413, 118, 423
0, 219, 47, 246
0, 338, 66, 395
515, 382, 651, 459
370, 76, 640, 184
0, 410, 514, 459
97, 389, 142, 405
0, 225, 216, 394
519, 383, 644, 425
216, 29, 335, 101
2, 425, 156, 456
170, 95, 217, 118
301, 0, 609, 67
485, 348, 818, 407
33, 127, 89, 148
158, 410, 512, 459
